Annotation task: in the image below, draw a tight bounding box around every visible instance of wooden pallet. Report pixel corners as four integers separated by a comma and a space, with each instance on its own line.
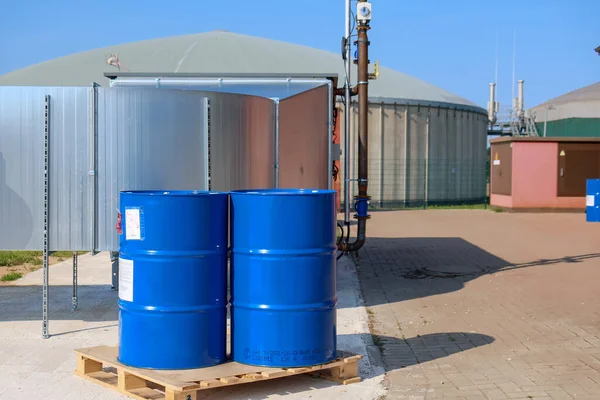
75, 345, 362, 400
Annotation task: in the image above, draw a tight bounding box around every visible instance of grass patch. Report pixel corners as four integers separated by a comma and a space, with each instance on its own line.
0, 251, 87, 266
0, 251, 40, 266
1, 272, 23, 281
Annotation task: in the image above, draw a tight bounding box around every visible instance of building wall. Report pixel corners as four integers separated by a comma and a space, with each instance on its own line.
490, 141, 584, 210
535, 118, 600, 138
338, 101, 487, 208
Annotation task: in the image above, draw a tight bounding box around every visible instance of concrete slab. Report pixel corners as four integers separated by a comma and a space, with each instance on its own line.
0, 252, 384, 399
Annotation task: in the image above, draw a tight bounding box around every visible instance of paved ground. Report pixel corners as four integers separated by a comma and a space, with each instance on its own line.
354, 210, 600, 400
0, 253, 384, 399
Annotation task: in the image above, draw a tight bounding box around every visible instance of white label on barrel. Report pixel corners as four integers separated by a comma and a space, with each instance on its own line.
125, 208, 141, 240
493, 159, 500, 166
586, 195, 595, 207
119, 258, 134, 302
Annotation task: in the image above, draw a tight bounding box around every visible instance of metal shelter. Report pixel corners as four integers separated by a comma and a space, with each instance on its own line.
0, 74, 336, 337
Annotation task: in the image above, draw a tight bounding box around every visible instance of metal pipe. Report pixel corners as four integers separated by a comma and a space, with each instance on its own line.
327, 80, 333, 190
487, 83, 496, 125
425, 111, 430, 208
544, 107, 548, 137
338, 17, 371, 253
202, 97, 211, 189
344, 0, 351, 225
518, 80, 524, 113
517, 79, 524, 118
274, 99, 280, 188
110, 78, 332, 87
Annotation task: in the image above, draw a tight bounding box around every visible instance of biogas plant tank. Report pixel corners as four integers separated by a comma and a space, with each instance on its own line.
229, 189, 338, 368
117, 190, 228, 370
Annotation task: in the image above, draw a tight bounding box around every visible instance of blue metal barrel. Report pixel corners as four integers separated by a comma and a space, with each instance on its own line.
586, 179, 600, 222
118, 190, 228, 369
230, 189, 337, 367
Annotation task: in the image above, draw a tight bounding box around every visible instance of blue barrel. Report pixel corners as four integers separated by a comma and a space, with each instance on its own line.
230, 189, 337, 367
586, 179, 600, 222
118, 190, 228, 369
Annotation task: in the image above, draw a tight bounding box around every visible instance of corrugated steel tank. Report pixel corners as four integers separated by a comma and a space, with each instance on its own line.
339, 101, 489, 208
118, 190, 228, 369
229, 189, 337, 367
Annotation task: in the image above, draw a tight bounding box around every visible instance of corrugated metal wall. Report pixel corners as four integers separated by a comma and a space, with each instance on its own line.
96, 88, 208, 250
339, 101, 487, 208
535, 118, 600, 138
209, 92, 275, 191
0, 85, 331, 251
0, 87, 91, 250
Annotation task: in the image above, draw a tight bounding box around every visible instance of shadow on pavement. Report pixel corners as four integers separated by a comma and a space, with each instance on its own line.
367, 331, 495, 371
195, 332, 493, 399
350, 237, 600, 307
0, 284, 118, 323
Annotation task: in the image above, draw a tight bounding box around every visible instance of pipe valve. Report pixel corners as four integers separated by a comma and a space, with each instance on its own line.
354, 195, 371, 220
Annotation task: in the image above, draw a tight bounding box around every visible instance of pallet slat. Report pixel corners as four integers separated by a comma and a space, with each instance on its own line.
74, 346, 362, 399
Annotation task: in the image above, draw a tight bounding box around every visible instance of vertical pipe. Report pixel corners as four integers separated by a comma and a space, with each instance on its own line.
338, 6, 371, 253
274, 99, 280, 188
203, 97, 211, 190
356, 26, 369, 197
518, 79, 524, 115
488, 83, 496, 125
379, 103, 384, 207
327, 80, 333, 190
43, 95, 50, 339
404, 106, 409, 207
343, 0, 351, 224
425, 111, 430, 208
544, 107, 548, 137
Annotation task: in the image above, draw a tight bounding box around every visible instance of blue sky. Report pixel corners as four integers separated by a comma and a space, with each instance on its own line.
0, 0, 598, 109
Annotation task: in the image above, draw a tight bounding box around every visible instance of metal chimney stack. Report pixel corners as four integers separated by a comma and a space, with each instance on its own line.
487, 83, 497, 125
517, 79, 524, 117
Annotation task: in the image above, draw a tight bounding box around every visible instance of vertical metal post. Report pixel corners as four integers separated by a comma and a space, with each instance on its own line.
72, 252, 78, 311
544, 107, 548, 137
343, 0, 352, 224
274, 99, 280, 188
89, 83, 98, 255
425, 111, 430, 209
110, 251, 119, 290
404, 106, 409, 207
42, 95, 51, 339
379, 103, 384, 207
203, 97, 211, 190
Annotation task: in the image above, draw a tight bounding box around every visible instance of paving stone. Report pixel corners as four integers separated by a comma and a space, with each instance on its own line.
354, 210, 600, 400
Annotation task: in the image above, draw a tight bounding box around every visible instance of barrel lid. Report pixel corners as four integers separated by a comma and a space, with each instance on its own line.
230, 189, 336, 196
120, 190, 226, 196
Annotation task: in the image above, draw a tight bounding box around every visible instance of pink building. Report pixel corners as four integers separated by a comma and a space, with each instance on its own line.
489, 137, 600, 212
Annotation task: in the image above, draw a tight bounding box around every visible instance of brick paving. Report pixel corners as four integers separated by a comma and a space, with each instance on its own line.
353, 210, 600, 400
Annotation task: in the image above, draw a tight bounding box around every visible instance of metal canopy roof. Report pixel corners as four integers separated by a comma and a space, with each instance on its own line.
105, 72, 335, 100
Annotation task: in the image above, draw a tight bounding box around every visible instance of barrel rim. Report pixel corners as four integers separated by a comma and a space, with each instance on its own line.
230, 188, 337, 196
120, 190, 227, 196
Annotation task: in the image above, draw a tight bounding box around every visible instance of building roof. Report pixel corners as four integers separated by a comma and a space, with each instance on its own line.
0, 31, 482, 111
530, 81, 600, 122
